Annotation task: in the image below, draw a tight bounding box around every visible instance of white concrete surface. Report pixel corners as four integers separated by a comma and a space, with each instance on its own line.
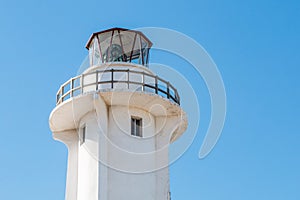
49, 63, 187, 200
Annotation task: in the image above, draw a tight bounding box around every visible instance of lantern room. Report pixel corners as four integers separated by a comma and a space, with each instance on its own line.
86, 28, 152, 67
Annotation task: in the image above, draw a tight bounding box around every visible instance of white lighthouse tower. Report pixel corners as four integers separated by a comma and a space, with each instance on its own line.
49, 28, 187, 200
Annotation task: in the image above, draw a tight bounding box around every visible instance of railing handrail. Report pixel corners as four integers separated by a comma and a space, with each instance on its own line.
56, 69, 180, 105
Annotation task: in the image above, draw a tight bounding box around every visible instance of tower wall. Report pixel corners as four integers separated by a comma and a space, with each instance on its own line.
75, 101, 170, 200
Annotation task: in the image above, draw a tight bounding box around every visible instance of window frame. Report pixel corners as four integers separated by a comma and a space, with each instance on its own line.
131, 116, 142, 137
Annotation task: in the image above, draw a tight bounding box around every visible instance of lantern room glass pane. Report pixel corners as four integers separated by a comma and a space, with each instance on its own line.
89, 42, 94, 66
103, 30, 126, 62
93, 37, 101, 65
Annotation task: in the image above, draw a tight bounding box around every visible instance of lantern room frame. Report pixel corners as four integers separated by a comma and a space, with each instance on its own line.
86, 28, 153, 67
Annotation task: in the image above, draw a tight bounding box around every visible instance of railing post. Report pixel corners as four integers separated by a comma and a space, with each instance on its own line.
142, 72, 145, 91
175, 90, 180, 105
81, 74, 84, 94
70, 79, 74, 97
155, 76, 158, 94
56, 92, 59, 104
167, 82, 170, 99
61, 86, 64, 102
57, 87, 62, 104
127, 69, 130, 89
111, 69, 114, 88
96, 71, 99, 90
61, 87, 63, 104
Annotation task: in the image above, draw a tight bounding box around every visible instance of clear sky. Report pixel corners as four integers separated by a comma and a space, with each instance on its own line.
0, 0, 299, 199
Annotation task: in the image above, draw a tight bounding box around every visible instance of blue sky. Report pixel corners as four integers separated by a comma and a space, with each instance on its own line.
0, 0, 299, 199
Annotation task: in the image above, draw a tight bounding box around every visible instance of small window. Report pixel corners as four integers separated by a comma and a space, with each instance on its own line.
131, 117, 142, 137
80, 125, 86, 145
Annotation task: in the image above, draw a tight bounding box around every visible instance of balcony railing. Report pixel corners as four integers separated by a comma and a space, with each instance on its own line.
56, 69, 180, 105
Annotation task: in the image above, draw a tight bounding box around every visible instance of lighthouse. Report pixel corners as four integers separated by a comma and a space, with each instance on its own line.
49, 28, 187, 200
